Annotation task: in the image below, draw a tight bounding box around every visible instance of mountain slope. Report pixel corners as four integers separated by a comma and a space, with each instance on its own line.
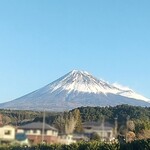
0, 70, 150, 111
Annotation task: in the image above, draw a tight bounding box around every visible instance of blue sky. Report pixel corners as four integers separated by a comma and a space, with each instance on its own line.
0, 0, 150, 103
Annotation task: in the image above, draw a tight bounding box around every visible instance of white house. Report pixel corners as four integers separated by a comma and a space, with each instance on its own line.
0, 125, 15, 143
83, 122, 114, 141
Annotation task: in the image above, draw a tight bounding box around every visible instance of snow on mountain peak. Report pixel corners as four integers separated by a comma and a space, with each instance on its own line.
69, 70, 90, 76
48, 70, 117, 94
45, 70, 150, 102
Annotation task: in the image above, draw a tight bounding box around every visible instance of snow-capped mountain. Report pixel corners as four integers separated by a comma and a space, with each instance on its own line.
0, 70, 150, 111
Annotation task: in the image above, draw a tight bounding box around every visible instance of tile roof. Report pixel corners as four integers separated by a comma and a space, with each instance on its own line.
18, 122, 58, 131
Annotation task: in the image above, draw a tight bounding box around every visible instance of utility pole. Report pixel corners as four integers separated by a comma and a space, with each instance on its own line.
42, 110, 45, 143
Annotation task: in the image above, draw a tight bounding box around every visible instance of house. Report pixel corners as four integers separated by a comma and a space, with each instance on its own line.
0, 125, 15, 144
17, 122, 58, 144
83, 122, 114, 141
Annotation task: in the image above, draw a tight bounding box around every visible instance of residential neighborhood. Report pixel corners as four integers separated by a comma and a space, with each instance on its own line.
0, 113, 116, 146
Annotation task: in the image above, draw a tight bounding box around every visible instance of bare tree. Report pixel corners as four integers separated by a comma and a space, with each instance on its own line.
65, 113, 77, 134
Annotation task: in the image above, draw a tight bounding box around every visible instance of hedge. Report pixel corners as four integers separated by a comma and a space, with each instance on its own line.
0, 139, 149, 150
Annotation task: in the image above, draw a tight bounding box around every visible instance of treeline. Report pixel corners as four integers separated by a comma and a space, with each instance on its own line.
1, 104, 150, 125
0, 109, 61, 125
76, 105, 150, 123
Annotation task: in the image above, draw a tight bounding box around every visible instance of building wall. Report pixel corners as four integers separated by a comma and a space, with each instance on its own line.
0, 125, 15, 140
25, 129, 41, 135
17, 129, 58, 136
17, 129, 25, 133
27, 135, 58, 144
47, 130, 58, 136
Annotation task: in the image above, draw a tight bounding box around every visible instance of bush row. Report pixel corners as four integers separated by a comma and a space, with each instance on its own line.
0, 139, 149, 150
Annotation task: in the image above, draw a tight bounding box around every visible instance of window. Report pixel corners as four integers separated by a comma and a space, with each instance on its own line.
85, 127, 92, 129
4, 130, 11, 135
33, 130, 37, 133
107, 132, 111, 137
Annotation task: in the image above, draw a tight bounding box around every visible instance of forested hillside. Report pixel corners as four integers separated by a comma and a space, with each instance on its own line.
77, 105, 150, 125
0, 109, 61, 125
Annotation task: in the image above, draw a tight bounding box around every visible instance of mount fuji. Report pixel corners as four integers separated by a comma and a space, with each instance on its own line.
0, 70, 150, 111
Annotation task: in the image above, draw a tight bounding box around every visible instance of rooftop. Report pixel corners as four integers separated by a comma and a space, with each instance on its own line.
18, 122, 58, 131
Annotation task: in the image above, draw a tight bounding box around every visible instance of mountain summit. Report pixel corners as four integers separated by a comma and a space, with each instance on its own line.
0, 70, 150, 111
